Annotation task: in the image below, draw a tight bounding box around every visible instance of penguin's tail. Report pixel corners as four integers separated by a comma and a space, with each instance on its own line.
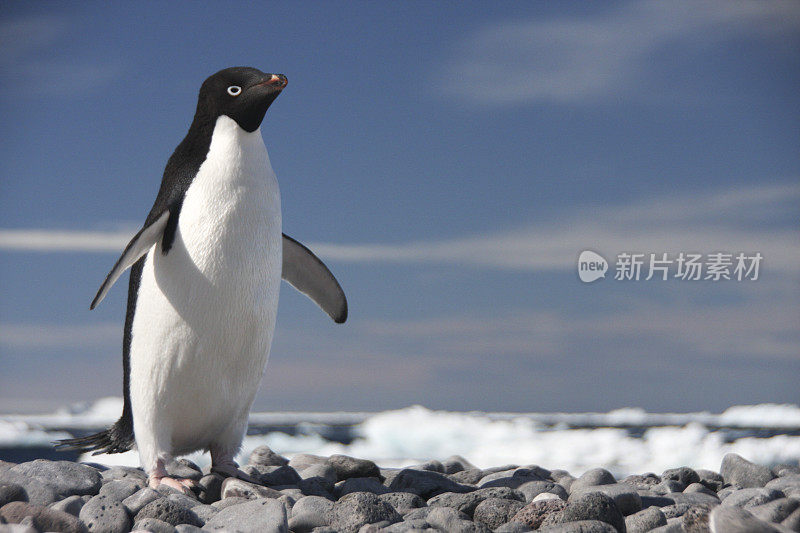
54, 416, 135, 455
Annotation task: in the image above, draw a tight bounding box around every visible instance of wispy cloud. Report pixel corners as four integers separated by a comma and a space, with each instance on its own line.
436, 0, 800, 105
0, 322, 119, 350
0, 15, 122, 97
2, 183, 799, 276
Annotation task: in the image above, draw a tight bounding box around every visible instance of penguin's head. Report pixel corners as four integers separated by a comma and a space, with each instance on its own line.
196, 66, 287, 132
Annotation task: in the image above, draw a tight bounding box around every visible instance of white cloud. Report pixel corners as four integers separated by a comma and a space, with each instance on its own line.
0, 322, 119, 350
437, 0, 800, 104
2, 183, 798, 276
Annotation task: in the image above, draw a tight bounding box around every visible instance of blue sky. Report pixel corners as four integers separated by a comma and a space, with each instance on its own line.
1, 1, 798, 414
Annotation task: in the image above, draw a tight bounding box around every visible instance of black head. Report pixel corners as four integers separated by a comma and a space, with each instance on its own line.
194, 66, 287, 132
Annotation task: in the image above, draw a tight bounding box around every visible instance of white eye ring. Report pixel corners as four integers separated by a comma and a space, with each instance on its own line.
227, 85, 242, 96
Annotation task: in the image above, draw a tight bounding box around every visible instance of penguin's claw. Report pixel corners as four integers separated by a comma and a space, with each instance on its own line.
150, 475, 198, 495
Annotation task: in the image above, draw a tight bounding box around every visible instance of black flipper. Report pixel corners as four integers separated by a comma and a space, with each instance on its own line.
90, 210, 171, 309
282, 233, 348, 323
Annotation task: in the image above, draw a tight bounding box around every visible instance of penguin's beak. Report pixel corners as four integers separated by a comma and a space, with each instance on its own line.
258, 74, 288, 91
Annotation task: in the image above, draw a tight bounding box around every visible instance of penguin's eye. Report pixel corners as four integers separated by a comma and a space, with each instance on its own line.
227, 86, 242, 97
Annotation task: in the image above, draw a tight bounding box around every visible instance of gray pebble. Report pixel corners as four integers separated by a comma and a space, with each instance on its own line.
0, 469, 58, 506
652, 479, 685, 494
196, 473, 224, 504
289, 495, 334, 533
288, 454, 327, 472
782, 507, 800, 530
252, 464, 302, 486
569, 469, 616, 493
621, 473, 661, 491
0, 524, 38, 533
132, 517, 177, 533
544, 491, 625, 533
517, 481, 568, 502
494, 521, 533, 533
0, 485, 26, 508
249, 445, 290, 467
709, 505, 780, 532
428, 487, 524, 517
721, 487, 784, 508
765, 475, 800, 493
99, 479, 140, 502
382, 518, 437, 532
0, 501, 86, 533
570, 483, 643, 516
10, 460, 102, 498
696, 469, 725, 492
684, 482, 718, 496
327, 455, 381, 481
449, 469, 485, 485
330, 492, 402, 533
298, 477, 335, 498
538, 521, 617, 533
625, 506, 667, 533
165, 459, 202, 482
80, 494, 131, 533
101, 466, 148, 488
749, 497, 800, 523
424, 506, 489, 532
300, 463, 338, 486
681, 504, 712, 533
442, 455, 477, 475
135, 498, 203, 527
661, 502, 693, 518
388, 469, 474, 499
49, 494, 86, 517
410, 460, 445, 473
174, 525, 203, 533
203, 497, 288, 532
510, 498, 567, 529
123, 487, 162, 515
377, 492, 426, 512
721, 453, 776, 489
210, 496, 249, 510
336, 477, 391, 498
472, 497, 525, 529
662, 467, 700, 487
220, 477, 282, 500
666, 491, 720, 507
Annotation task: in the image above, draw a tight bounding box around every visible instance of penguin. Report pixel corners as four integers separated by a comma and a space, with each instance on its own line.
56, 67, 347, 492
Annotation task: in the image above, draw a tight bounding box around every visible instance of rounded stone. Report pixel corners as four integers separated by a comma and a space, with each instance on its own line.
326, 455, 381, 481
288, 495, 334, 532
135, 498, 203, 527
511, 498, 567, 529
0, 501, 87, 533
720, 453, 775, 489
80, 494, 131, 533
569, 469, 617, 494
548, 491, 625, 533
330, 492, 402, 533
0, 485, 26, 508
49, 495, 86, 517
473, 497, 526, 530
249, 445, 290, 467
132, 517, 177, 533
10, 460, 102, 498
625, 506, 667, 533
202, 497, 288, 532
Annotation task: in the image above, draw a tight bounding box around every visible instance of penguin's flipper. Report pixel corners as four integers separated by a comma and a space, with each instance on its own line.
282, 233, 347, 323
90, 210, 171, 309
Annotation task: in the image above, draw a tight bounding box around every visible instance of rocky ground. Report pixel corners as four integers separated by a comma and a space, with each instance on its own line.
0, 450, 798, 532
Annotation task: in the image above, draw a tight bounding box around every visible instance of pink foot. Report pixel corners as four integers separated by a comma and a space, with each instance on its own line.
149, 475, 198, 495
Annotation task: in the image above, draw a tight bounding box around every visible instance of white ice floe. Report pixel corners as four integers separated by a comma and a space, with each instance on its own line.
2, 401, 799, 477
